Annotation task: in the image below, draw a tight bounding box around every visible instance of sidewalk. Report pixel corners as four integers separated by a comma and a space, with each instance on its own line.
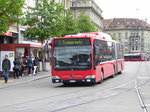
0, 71, 51, 89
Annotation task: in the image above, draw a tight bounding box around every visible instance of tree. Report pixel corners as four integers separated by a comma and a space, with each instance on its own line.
62, 10, 79, 36
77, 13, 98, 33
109, 34, 116, 40
0, 0, 25, 34
23, 0, 64, 43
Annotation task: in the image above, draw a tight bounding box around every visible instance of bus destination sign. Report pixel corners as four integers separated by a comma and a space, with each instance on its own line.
54, 38, 90, 46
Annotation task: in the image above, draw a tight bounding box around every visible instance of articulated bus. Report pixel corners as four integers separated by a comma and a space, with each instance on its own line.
124, 53, 147, 61
51, 32, 124, 85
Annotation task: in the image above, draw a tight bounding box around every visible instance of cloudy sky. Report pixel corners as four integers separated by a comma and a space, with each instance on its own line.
94, 0, 150, 23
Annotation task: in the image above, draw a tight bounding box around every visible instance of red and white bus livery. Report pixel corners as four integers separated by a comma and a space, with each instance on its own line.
51, 32, 124, 84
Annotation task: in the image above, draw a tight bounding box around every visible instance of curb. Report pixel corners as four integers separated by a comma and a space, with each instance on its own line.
0, 75, 50, 89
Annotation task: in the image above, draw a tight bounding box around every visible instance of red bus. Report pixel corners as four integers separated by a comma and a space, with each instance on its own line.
51, 32, 124, 85
124, 53, 147, 61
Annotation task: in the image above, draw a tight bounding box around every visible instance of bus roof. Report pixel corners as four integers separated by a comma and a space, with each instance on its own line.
54, 32, 113, 41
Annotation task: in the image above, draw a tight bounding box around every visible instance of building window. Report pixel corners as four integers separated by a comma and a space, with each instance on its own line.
141, 47, 144, 51
125, 46, 128, 51
125, 33, 128, 37
141, 39, 144, 43
82, 1, 86, 6
118, 33, 121, 38
131, 39, 134, 44
72, 2, 77, 7
141, 33, 144, 37
77, 2, 81, 6
131, 46, 134, 50
118, 38, 121, 42
113, 33, 116, 37
135, 39, 138, 44
135, 46, 138, 50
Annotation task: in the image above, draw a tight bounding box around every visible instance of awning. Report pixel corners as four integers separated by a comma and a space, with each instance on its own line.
2, 32, 12, 36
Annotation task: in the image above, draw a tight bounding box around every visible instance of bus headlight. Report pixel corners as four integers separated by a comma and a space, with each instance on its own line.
85, 75, 96, 79
52, 76, 60, 79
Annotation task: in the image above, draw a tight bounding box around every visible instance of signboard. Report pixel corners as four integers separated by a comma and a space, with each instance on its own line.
0, 51, 15, 71
54, 38, 90, 46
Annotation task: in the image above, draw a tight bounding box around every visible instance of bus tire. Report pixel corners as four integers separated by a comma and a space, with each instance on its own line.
99, 71, 104, 84
118, 64, 123, 74
111, 67, 115, 78
118, 71, 122, 74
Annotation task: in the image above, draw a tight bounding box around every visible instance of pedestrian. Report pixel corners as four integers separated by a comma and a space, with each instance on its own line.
13, 58, 21, 79
33, 57, 39, 75
22, 57, 28, 75
27, 56, 33, 76
2, 55, 11, 83
18, 56, 23, 77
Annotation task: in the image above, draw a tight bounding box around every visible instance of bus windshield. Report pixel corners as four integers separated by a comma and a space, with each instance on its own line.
54, 46, 92, 70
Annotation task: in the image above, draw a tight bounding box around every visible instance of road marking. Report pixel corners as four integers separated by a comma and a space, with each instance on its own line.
137, 77, 150, 79
0, 75, 49, 89
101, 92, 119, 98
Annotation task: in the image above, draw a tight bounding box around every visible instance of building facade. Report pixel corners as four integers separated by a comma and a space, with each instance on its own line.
59, 0, 103, 31
103, 18, 150, 56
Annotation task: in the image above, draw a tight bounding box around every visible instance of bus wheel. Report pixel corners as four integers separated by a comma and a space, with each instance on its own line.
111, 68, 115, 78
118, 64, 122, 74
118, 71, 122, 74
99, 71, 104, 84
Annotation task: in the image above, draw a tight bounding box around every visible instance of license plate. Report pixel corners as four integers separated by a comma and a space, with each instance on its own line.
70, 80, 76, 83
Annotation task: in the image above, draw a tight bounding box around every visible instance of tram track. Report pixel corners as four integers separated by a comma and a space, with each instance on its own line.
0, 62, 150, 112
135, 78, 150, 112
134, 61, 150, 112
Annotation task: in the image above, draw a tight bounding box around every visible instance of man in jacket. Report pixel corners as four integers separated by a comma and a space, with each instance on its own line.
2, 55, 11, 83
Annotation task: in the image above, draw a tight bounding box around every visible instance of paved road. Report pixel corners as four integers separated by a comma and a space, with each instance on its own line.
0, 62, 150, 112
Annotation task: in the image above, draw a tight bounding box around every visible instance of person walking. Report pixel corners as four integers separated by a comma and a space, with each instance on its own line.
22, 57, 28, 76
27, 56, 33, 76
33, 57, 39, 76
2, 55, 11, 83
13, 58, 21, 79
18, 56, 23, 77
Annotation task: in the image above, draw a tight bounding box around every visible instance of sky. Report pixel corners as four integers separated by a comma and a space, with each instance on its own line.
94, 0, 150, 24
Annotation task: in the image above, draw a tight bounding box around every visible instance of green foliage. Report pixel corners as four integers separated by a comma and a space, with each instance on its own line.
77, 13, 98, 33
109, 34, 116, 40
0, 0, 25, 34
23, 0, 64, 42
62, 10, 79, 36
